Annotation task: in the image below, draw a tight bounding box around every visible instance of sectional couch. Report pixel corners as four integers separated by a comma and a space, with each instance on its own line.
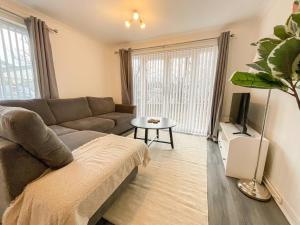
0, 97, 136, 224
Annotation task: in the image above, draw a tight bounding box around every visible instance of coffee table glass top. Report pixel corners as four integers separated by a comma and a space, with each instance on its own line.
131, 117, 176, 129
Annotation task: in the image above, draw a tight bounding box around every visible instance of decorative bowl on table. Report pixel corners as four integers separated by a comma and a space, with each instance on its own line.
147, 118, 160, 124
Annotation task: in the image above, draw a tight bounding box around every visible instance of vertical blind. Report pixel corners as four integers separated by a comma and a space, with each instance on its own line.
132, 41, 218, 135
0, 18, 38, 100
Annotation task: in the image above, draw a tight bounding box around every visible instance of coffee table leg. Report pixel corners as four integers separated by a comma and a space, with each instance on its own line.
145, 128, 148, 144
134, 127, 137, 139
169, 127, 174, 149
156, 129, 159, 139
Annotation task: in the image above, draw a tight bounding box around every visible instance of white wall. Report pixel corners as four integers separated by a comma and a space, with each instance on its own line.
222, 19, 260, 120
1, 0, 116, 99
248, 1, 300, 224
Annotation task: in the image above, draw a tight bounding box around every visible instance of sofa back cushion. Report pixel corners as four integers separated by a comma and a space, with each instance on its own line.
0, 99, 56, 125
87, 97, 115, 116
0, 106, 73, 169
48, 97, 92, 123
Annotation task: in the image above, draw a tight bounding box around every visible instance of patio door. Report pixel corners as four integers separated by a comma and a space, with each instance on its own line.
132, 40, 218, 135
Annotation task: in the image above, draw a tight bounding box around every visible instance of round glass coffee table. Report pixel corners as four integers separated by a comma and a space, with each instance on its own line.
131, 117, 176, 149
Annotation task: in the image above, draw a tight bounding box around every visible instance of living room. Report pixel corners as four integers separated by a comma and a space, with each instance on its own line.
0, 0, 299, 225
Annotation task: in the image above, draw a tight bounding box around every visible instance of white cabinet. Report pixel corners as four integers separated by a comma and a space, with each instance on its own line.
218, 122, 269, 183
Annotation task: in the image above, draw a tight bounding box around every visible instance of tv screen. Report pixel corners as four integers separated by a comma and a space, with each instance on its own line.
229, 93, 251, 135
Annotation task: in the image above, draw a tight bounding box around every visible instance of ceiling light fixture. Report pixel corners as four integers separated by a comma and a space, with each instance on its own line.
125, 11, 146, 29
132, 11, 140, 21
125, 20, 131, 28
140, 21, 146, 29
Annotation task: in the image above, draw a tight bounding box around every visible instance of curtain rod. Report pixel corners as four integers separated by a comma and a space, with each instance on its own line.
0, 7, 58, 33
114, 34, 235, 54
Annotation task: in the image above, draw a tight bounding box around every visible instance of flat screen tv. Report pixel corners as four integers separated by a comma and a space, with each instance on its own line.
229, 93, 251, 136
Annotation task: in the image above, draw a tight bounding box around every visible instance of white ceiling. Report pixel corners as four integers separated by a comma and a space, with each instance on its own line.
15, 0, 269, 44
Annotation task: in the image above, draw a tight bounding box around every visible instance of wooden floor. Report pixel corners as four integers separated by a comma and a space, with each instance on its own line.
207, 141, 289, 225
99, 138, 290, 225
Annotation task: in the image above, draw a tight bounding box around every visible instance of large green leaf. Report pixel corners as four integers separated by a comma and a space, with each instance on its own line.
286, 13, 300, 35
251, 38, 281, 47
274, 25, 293, 40
247, 59, 271, 73
256, 38, 282, 44
256, 72, 285, 83
286, 15, 292, 25
268, 37, 300, 80
257, 39, 281, 60
249, 38, 281, 74
296, 60, 300, 75
256, 60, 272, 73
247, 63, 263, 71
292, 13, 300, 30
230, 72, 289, 91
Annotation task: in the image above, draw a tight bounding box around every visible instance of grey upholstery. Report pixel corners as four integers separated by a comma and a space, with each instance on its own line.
88, 167, 138, 225
59, 131, 106, 150
0, 137, 48, 218
87, 97, 115, 115
48, 97, 92, 123
110, 124, 134, 135
0, 99, 56, 125
98, 112, 134, 125
0, 98, 135, 135
0, 96, 135, 220
49, 125, 77, 136
115, 104, 136, 115
61, 117, 115, 133
0, 106, 73, 169
98, 112, 134, 134
0, 137, 47, 197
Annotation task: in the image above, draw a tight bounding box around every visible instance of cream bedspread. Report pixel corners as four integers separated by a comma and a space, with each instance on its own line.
2, 134, 150, 225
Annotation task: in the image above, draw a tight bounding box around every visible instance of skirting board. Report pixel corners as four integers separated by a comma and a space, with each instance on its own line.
263, 176, 300, 225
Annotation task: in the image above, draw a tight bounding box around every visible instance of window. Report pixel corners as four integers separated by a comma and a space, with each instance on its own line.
132, 41, 218, 135
0, 17, 38, 100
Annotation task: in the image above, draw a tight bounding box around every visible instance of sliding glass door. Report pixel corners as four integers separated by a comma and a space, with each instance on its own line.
132, 41, 218, 135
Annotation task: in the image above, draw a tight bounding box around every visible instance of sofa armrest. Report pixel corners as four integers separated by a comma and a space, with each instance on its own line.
115, 104, 136, 115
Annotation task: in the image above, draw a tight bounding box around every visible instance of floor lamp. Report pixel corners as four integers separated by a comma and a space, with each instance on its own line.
237, 90, 272, 201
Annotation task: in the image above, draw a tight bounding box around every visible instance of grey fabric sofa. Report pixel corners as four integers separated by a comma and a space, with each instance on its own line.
0, 97, 136, 223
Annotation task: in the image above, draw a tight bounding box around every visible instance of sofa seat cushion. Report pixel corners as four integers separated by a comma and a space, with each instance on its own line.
58, 131, 106, 150
49, 125, 78, 136
60, 117, 115, 132
87, 97, 115, 116
98, 112, 135, 134
97, 112, 134, 125
48, 97, 92, 123
0, 106, 73, 169
0, 99, 56, 125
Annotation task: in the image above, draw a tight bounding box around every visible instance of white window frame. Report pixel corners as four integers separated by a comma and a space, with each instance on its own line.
0, 11, 39, 100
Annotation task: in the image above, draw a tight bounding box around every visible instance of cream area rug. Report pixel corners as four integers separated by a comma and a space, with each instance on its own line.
104, 130, 208, 225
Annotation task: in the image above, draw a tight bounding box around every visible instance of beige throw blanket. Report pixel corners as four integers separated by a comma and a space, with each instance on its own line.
2, 134, 150, 225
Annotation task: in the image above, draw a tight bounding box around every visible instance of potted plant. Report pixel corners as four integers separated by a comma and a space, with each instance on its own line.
230, 1, 300, 109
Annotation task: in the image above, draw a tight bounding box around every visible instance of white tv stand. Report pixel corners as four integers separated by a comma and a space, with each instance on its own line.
218, 122, 269, 183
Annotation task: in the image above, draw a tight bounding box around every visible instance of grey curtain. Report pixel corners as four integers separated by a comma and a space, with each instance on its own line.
208, 31, 230, 141
119, 49, 133, 105
25, 16, 59, 99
